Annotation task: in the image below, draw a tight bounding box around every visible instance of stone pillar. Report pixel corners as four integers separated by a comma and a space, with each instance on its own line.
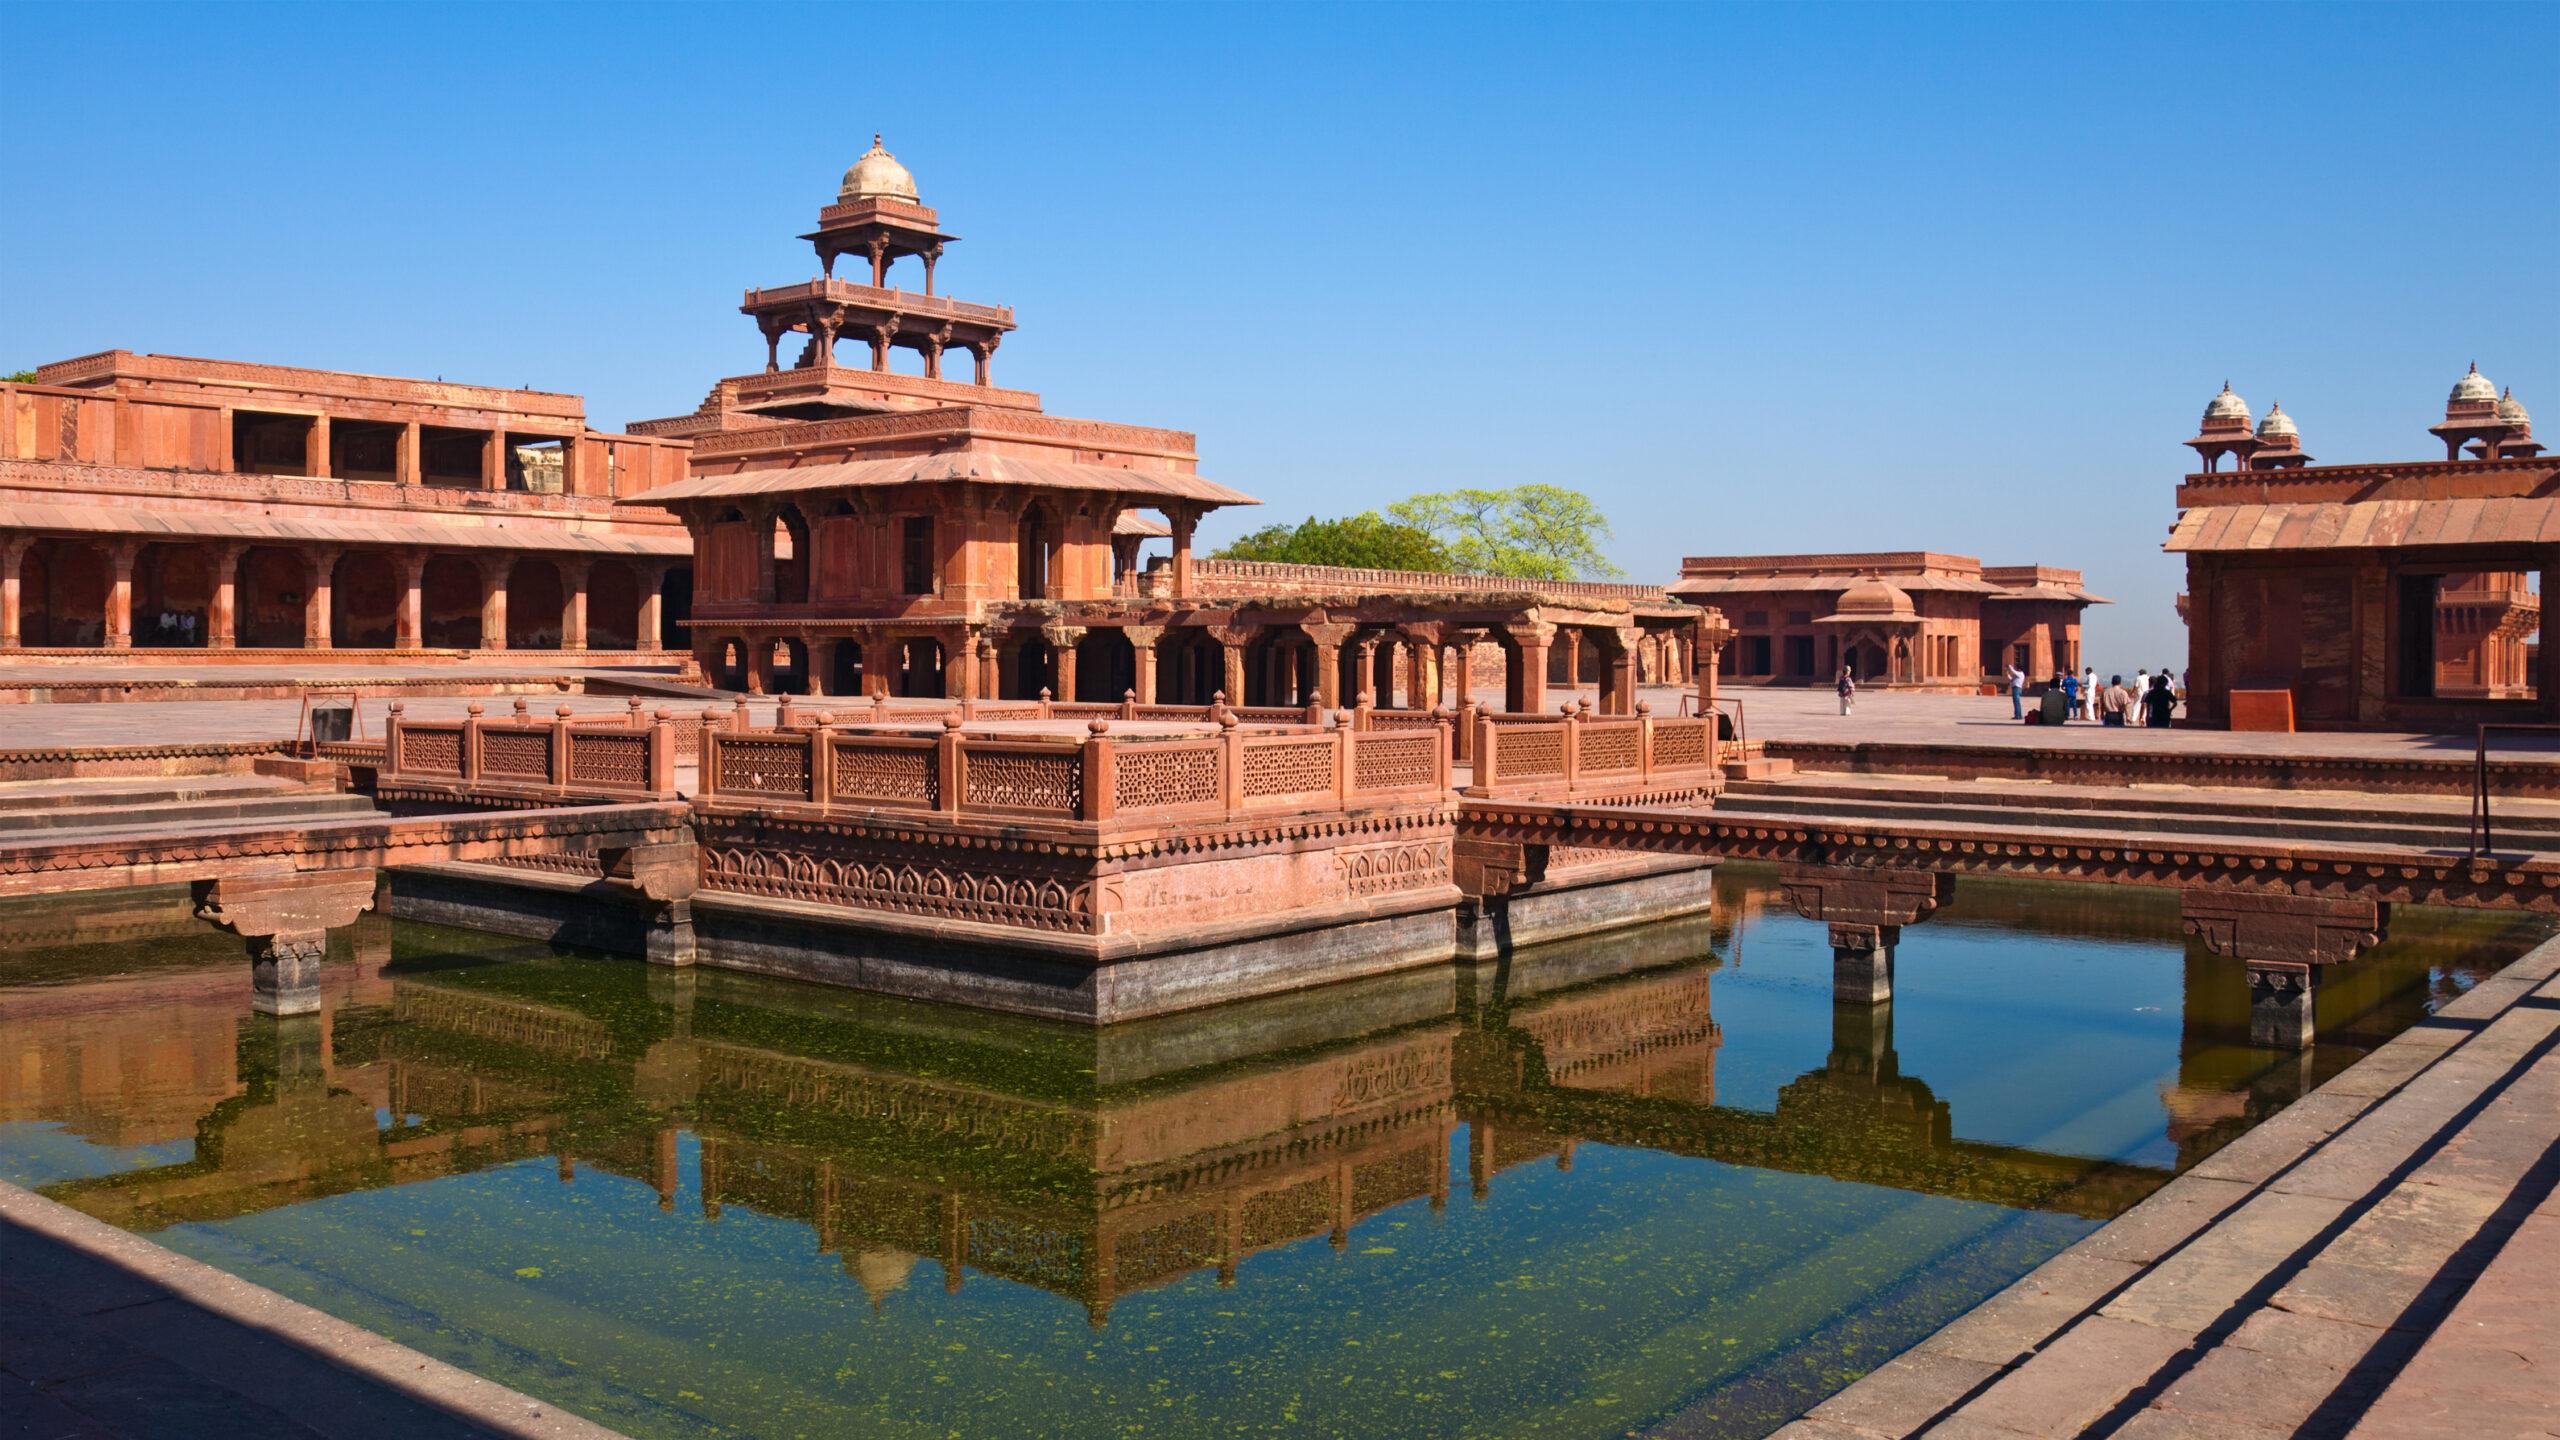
394, 551, 425, 650
1302, 622, 1354, 710
1170, 510, 1198, 598
744, 635, 769, 696
1127, 626, 1162, 704
397, 422, 420, 486
307, 413, 331, 479
193, 872, 378, 1017
1505, 624, 1553, 714
1453, 640, 1476, 708
1354, 636, 1381, 706
209, 545, 240, 650
2179, 890, 2387, 1049
479, 556, 510, 652
1830, 924, 1895, 1004
871, 323, 895, 373
303, 547, 339, 650
481, 428, 505, 490
559, 557, 591, 652
1221, 638, 1246, 706
1559, 630, 1584, 697
974, 335, 1000, 387
635, 564, 666, 652
1049, 626, 1084, 704
1607, 628, 1641, 715
104, 540, 136, 650
0, 538, 24, 649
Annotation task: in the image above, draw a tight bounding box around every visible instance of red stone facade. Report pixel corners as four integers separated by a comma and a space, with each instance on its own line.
2168, 371, 2555, 729
0, 352, 694, 660
1669, 552, 2104, 689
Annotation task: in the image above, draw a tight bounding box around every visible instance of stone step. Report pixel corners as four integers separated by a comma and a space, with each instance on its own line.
0, 793, 379, 839
1707, 792, 2516, 855
1721, 774, 2560, 835
0, 774, 315, 815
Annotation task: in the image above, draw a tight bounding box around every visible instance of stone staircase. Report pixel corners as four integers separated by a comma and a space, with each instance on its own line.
1713, 773, 2560, 858
0, 775, 379, 842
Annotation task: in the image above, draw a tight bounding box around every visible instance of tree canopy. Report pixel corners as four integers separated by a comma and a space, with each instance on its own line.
1213, 511, 1454, 571
1387, 484, 1621, 581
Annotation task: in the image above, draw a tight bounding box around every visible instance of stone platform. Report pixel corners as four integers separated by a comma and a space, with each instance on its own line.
1777, 934, 2560, 1439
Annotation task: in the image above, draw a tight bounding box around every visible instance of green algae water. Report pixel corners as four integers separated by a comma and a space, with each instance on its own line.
0, 868, 2543, 1439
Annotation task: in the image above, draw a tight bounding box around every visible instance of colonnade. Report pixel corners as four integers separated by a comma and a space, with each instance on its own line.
0, 534, 685, 653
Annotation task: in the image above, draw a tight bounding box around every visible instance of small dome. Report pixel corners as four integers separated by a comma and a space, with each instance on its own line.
2203, 382, 2251, 426
2451, 362, 2497, 405
839, 134, 919, 204
2256, 403, 2298, 440
1834, 576, 1917, 618
2498, 387, 2530, 426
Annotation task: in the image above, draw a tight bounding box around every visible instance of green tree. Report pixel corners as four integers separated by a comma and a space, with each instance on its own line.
1388, 484, 1621, 581
1213, 511, 1454, 571
2, 371, 36, 385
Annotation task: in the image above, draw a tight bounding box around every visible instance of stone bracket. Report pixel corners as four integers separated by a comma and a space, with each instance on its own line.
1781, 862, 1952, 934
2179, 890, 2388, 967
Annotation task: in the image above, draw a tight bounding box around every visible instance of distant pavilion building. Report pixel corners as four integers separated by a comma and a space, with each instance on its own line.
2168, 368, 2552, 728
1668, 553, 2105, 689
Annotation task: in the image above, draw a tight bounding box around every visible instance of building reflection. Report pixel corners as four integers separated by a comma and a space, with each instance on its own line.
0, 880, 2538, 1323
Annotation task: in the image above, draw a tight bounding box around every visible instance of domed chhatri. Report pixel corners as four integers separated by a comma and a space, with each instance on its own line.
2499, 387, 2530, 426
2450, 362, 2498, 406
839, 134, 920, 205
2256, 402, 2298, 440
1833, 575, 1919, 619
2203, 382, 2251, 425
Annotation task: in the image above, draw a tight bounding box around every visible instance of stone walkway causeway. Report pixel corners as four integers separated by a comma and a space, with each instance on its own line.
0, 1182, 621, 1439
1776, 935, 2560, 1439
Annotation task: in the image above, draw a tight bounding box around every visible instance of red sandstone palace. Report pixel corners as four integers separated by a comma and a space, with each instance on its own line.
1669, 554, 2104, 689
2171, 369, 2552, 728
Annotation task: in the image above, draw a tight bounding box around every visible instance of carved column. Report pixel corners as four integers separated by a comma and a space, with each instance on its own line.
871, 322, 895, 373
1126, 625, 1162, 704
307, 412, 331, 479
1559, 629, 1584, 697
2180, 891, 2387, 1049
922, 325, 951, 381
1607, 627, 1641, 715
1169, 509, 1199, 598
207, 544, 240, 650
303, 547, 340, 650
973, 334, 1000, 387
1048, 625, 1085, 704
481, 428, 505, 490
1354, 635, 1382, 706
1400, 625, 1445, 708
194, 872, 378, 1016
392, 550, 425, 650
1302, 622, 1355, 710
104, 539, 137, 650
478, 555, 510, 652
635, 563, 667, 652
1505, 623, 1553, 714
397, 422, 420, 486
1452, 634, 1479, 708
1781, 863, 1952, 1008
559, 557, 591, 652
1209, 625, 1251, 706
604, 843, 700, 967
0, 537, 24, 649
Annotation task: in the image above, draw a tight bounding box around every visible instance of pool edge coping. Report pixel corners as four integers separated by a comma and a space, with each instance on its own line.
0, 1177, 630, 1439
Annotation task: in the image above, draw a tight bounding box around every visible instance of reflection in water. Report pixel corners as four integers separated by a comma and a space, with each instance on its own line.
0, 869, 2543, 1440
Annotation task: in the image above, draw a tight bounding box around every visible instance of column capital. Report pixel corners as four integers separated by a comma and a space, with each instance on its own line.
1122, 624, 1164, 649
1300, 621, 1357, 647
1505, 622, 1556, 646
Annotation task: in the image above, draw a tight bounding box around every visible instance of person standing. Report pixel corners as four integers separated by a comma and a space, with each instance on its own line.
2080, 666, 2099, 722
2133, 667, 2151, 725
2007, 662, 2026, 719
2144, 673, 2176, 728
1837, 663, 1856, 717
2056, 669, 2077, 722
2102, 675, 2132, 726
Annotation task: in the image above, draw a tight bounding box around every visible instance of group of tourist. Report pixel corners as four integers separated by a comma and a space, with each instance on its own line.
2006, 663, 2181, 728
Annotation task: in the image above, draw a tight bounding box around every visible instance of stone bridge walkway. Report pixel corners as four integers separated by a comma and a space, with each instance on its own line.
1776, 935, 2560, 1439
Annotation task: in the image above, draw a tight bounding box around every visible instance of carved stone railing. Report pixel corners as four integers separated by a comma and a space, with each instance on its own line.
383, 699, 679, 798
698, 713, 1451, 823
1464, 708, 1720, 802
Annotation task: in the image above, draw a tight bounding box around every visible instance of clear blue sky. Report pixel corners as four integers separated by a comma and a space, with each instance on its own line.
5, 2, 2553, 665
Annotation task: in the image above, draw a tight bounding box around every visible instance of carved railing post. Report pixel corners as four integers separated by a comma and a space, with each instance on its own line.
1218, 710, 1244, 815
549, 704, 574, 793
462, 702, 485, 784
1082, 719, 1116, 822
935, 712, 964, 814
810, 715, 838, 812
648, 708, 677, 795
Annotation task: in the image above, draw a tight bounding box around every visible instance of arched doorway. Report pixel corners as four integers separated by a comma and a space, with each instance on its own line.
657, 566, 693, 650
589, 560, 641, 650
421, 555, 483, 648
705, 637, 748, 692
774, 506, 811, 605
894, 637, 946, 698
827, 639, 864, 697
1017, 505, 1053, 599
768, 637, 809, 695
237, 547, 307, 649
1008, 634, 1056, 699
1076, 629, 1136, 703
135, 543, 212, 647
506, 559, 563, 650
23, 539, 107, 647
332, 551, 398, 648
